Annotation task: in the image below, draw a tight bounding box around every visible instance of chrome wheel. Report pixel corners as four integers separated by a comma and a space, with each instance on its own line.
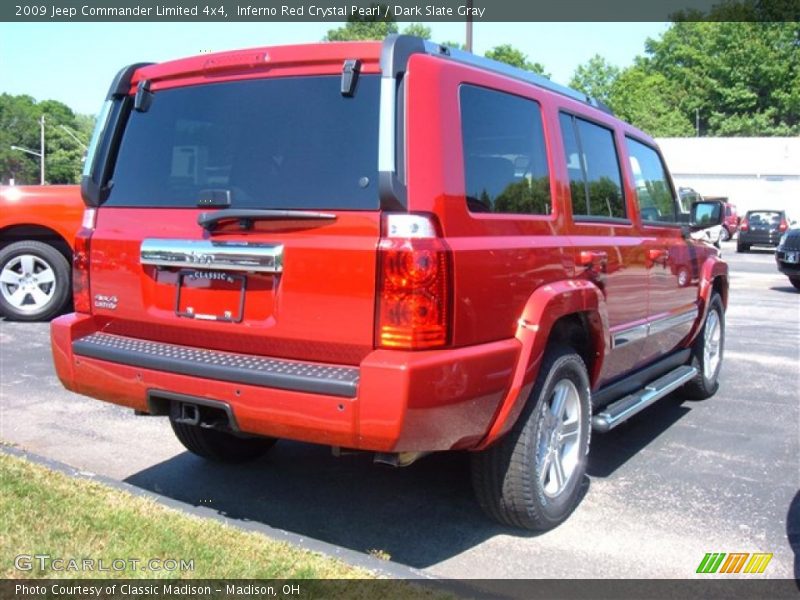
536, 379, 582, 499
0, 254, 57, 314
703, 309, 722, 380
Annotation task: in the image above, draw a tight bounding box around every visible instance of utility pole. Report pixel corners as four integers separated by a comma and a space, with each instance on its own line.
40, 115, 46, 184
465, 0, 473, 52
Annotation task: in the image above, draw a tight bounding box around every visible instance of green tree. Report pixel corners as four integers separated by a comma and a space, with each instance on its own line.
323, 6, 397, 41
324, 14, 432, 42
569, 54, 620, 106
608, 65, 694, 137
484, 44, 550, 77
0, 94, 93, 185
402, 23, 432, 39
643, 21, 799, 135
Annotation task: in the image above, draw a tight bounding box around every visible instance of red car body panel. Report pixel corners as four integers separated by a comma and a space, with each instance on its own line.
0, 185, 83, 249
51, 40, 728, 454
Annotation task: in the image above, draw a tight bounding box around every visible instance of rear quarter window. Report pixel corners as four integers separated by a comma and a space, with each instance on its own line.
460, 85, 552, 216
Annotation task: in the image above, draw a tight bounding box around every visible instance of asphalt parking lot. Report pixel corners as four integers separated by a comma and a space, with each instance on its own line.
1, 241, 798, 579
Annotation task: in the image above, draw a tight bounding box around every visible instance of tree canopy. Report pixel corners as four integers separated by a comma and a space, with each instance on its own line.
484, 44, 549, 78
569, 20, 799, 136
0, 94, 94, 185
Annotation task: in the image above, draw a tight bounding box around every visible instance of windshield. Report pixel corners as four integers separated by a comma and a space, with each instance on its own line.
105, 75, 380, 210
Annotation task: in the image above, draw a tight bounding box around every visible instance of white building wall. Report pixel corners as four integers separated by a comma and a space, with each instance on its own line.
656, 137, 800, 218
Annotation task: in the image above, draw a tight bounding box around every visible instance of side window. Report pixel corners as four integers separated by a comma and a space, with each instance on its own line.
559, 113, 625, 219
460, 85, 552, 215
626, 137, 678, 224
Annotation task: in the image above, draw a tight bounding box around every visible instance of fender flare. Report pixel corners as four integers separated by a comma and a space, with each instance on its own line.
687, 256, 729, 344
474, 279, 609, 450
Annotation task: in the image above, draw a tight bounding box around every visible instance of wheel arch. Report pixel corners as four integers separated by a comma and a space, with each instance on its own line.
473, 279, 608, 450
0, 224, 73, 263
686, 256, 729, 345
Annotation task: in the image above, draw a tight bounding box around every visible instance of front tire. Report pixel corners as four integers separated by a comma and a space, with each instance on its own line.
471, 345, 591, 530
684, 293, 725, 400
0, 240, 71, 321
790, 277, 800, 291
170, 416, 277, 463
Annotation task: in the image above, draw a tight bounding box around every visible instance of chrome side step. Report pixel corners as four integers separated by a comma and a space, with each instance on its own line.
592, 365, 697, 432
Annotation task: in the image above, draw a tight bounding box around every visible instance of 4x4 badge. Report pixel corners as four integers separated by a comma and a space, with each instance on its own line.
93, 294, 118, 310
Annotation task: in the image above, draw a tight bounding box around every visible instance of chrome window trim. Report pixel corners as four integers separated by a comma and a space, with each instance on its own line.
140, 239, 283, 273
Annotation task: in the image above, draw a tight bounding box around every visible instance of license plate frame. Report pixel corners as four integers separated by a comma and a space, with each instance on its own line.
174, 269, 246, 322
784, 251, 799, 264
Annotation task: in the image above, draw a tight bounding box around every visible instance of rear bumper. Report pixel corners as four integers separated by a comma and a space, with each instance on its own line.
740, 231, 781, 246
51, 313, 519, 452
776, 251, 800, 277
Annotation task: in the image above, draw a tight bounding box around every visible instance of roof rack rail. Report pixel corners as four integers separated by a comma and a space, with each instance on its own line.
380, 34, 613, 116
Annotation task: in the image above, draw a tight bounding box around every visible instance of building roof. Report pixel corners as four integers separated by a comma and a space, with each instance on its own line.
656, 137, 800, 178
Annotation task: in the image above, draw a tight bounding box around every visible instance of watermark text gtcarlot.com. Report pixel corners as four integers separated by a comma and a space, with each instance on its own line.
14, 554, 194, 572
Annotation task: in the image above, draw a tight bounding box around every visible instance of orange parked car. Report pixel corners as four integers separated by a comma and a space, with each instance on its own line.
0, 185, 83, 321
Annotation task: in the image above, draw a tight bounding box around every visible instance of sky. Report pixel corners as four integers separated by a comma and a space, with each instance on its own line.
0, 22, 669, 115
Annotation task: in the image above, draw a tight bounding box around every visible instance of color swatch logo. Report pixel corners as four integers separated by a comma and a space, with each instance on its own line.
696, 552, 773, 574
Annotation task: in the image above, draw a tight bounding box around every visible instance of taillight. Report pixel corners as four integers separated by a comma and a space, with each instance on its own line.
73, 208, 95, 313
740, 219, 749, 232
779, 219, 789, 232
376, 214, 452, 350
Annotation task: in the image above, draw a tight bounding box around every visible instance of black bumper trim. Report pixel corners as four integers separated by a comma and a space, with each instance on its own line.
73, 333, 359, 398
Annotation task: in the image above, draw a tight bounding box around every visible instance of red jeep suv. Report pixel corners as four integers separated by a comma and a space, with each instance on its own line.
51, 36, 728, 530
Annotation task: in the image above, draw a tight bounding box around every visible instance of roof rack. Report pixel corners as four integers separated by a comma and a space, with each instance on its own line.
380, 35, 614, 116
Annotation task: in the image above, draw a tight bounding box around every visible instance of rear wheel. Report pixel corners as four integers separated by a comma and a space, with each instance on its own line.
736, 242, 749, 253
170, 414, 277, 463
471, 344, 591, 530
790, 278, 800, 291
720, 227, 731, 242
0, 240, 71, 321
684, 293, 725, 400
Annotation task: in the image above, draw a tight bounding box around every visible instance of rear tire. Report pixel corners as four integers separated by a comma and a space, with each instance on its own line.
736, 242, 749, 253
0, 240, 71, 321
790, 278, 800, 291
471, 344, 591, 530
170, 417, 277, 463
684, 293, 725, 400
720, 228, 731, 242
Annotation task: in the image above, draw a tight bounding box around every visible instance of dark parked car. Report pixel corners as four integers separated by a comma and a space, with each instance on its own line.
737, 210, 790, 252
776, 228, 800, 290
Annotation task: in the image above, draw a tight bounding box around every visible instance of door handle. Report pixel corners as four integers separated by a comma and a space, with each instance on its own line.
579, 250, 608, 271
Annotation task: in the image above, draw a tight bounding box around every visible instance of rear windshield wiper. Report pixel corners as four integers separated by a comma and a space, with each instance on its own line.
198, 209, 337, 231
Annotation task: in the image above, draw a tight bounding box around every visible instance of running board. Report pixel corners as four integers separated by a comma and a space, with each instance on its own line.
592, 365, 697, 432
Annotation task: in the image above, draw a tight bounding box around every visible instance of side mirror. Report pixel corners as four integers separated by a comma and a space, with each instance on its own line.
690, 201, 724, 230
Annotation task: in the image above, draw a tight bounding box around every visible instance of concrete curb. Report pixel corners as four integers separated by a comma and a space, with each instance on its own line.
0, 444, 437, 582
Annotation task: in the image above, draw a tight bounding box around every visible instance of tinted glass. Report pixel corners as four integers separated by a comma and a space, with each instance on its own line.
559, 113, 587, 215
460, 85, 551, 215
747, 211, 783, 227
105, 76, 380, 209
559, 114, 625, 219
626, 138, 678, 223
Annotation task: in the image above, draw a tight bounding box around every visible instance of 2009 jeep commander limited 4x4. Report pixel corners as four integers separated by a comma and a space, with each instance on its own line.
52, 36, 728, 530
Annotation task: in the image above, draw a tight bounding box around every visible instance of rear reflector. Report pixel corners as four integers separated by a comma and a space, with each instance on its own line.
73, 209, 95, 314
376, 214, 451, 350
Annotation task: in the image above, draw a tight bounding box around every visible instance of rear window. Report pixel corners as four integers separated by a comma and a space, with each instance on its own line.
105, 75, 380, 209
747, 211, 782, 224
